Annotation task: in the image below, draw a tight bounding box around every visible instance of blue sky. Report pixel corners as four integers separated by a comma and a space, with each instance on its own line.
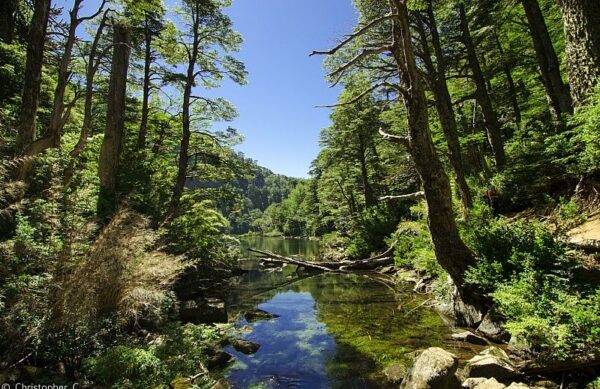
72, 0, 358, 178
210, 0, 358, 178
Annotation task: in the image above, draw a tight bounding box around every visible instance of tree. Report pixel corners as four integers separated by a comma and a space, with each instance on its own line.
165, 0, 246, 220
98, 21, 132, 215
414, 1, 473, 213
521, 0, 573, 117
15, 0, 51, 154
556, 0, 600, 108
313, 0, 487, 317
457, 2, 506, 169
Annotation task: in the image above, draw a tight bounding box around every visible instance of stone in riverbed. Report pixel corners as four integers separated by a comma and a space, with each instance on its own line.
244, 308, 279, 322
180, 297, 227, 324
452, 331, 488, 346
230, 338, 260, 354
464, 347, 518, 380
473, 378, 506, 389
477, 310, 509, 342
206, 350, 233, 369
400, 347, 459, 389
463, 378, 489, 388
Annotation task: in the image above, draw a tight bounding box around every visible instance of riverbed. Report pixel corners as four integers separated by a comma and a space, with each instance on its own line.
220, 237, 465, 388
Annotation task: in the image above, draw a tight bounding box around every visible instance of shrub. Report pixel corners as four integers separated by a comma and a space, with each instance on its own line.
493, 273, 600, 359
85, 323, 221, 389
463, 213, 574, 292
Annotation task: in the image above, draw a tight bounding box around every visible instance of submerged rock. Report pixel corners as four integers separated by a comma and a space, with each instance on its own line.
244, 308, 279, 322
180, 297, 227, 324
211, 379, 231, 389
230, 338, 260, 354
464, 347, 518, 380
452, 331, 488, 346
400, 347, 459, 389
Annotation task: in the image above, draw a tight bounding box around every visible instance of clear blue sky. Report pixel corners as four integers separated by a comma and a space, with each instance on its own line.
74, 0, 358, 178
209, 0, 358, 178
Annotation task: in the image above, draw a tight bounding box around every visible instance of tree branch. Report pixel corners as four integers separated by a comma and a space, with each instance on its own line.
379, 128, 409, 148
328, 46, 391, 86
310, 14, 395, 57
379, 191, 425, 201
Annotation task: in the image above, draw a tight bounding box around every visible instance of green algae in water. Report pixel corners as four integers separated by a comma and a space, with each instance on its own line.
224, 267, 450, 388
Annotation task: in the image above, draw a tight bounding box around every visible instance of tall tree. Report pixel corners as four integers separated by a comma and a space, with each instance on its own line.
556, 0, 600, 108
135, 2, 165, 150
458, 3, 506, 169
165, 0, 246, 220
414, 2, 473, 214
521, 0, 573, 117
15, 0, 51, 153
98, 21, 131, 215
313, 0, 487, 318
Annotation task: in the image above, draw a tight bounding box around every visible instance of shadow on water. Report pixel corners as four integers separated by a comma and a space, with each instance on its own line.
223, 238, 452, 388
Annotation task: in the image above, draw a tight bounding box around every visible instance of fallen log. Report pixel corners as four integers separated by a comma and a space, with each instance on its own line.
248, 241, 397, 272
248, 248, 337, 271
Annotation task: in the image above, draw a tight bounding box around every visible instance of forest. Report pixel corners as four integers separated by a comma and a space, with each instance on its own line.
1, 0, 600, 388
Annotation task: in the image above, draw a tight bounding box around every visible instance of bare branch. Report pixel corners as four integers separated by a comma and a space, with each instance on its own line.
379, 191, 425, 201
328, 46, 391, 86
310, 14, 395, 57
379, 128, 409, 148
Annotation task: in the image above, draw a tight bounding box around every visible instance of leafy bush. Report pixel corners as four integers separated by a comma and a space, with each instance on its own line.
168, 197, 231, 261
463, 212, 574, 292
391, 202, 444, 277
86, 323, 220, 389
493, 273, 600, 359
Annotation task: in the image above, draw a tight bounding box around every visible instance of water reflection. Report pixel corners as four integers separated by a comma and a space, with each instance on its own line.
240, 236, 322, 260
224, 239, 451, 388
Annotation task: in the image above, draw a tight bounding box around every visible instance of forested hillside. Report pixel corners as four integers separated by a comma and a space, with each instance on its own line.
1, 0, 600, 387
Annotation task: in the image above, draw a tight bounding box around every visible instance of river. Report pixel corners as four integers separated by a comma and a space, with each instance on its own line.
221, 237, 461, 388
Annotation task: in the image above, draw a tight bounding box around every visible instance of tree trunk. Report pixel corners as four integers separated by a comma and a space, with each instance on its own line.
389, 0, 485, 313
0, 0, 18, 44
494, 34, 523, 129
16, 0, 51, 153
458, 4, 506, 169
556, 0, 600, 108
521, 0, 573, 117
167, 11, 201, 220
137, 16, 153, 150
98, 23, 131, 216
418, 4, 473, 214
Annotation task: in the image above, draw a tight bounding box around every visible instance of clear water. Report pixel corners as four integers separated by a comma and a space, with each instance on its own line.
223, 237, 455, 388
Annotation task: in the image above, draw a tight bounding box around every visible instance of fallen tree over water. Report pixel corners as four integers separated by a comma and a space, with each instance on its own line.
248, 243, 396, 272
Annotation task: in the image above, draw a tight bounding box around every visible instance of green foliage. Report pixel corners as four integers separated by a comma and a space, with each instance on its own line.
168, 197, 229, 259
464, 208, 574, 292
493, 274, 600, 359
392, 203, 443, 277
86, 323, 220, 389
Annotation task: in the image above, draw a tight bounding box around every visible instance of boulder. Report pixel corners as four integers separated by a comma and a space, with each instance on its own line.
477, 311, 509, 342
230, 338, 261, 355
180, 298, 227, 324
464, 347, 518, 380
473, 378, 506, 389
400, 347, 459, 389
452, 331, 488, 346
383, 362, 408, 384
244, 308, 279, 322
506, 384, 531, 389
206, 350, 233, 369
463, 378, 488, 388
